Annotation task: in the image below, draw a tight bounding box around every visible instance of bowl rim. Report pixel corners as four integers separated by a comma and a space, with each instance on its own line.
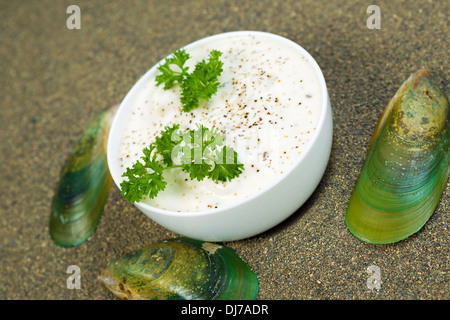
107, 30, 330, 218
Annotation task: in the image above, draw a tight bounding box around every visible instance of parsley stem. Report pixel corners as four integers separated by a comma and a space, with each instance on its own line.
164, 165, 184, 170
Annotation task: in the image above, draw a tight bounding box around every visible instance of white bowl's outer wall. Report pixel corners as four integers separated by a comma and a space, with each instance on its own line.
107, 31, 333, 242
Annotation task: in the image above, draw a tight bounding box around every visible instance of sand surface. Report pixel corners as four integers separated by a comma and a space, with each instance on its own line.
0, 0, 448, 299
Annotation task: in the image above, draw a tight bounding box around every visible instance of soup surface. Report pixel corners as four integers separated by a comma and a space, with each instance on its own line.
119, 33, 322, 212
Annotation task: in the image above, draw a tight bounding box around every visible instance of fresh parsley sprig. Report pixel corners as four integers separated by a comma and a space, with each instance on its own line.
120, 124, 244, 203
155, 50, 191, 90
155, 49, 224, 112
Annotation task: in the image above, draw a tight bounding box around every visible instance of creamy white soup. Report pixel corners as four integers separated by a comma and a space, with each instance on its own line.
119, 33, 322, 212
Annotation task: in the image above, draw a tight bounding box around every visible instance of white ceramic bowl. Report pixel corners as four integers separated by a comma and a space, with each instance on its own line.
107, 31, 332, 242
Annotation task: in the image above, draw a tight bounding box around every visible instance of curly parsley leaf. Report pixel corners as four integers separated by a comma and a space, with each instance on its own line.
208, 146, 245, 182
154, 124, 181, 166
155, 50, 191, 90
181, 125, 220, 181
120, 145, 167, 203
155, 49, 223, 112
180, 50, 224, 112
120, 124, 244, 203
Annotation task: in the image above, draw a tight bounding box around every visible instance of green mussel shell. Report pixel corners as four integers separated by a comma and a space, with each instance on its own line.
98, 238, 259, 300
49, 105, 118, 247
345, 69, 450, 244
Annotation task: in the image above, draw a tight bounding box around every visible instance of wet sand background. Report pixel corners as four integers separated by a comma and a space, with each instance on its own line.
1, 0, 448, 299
